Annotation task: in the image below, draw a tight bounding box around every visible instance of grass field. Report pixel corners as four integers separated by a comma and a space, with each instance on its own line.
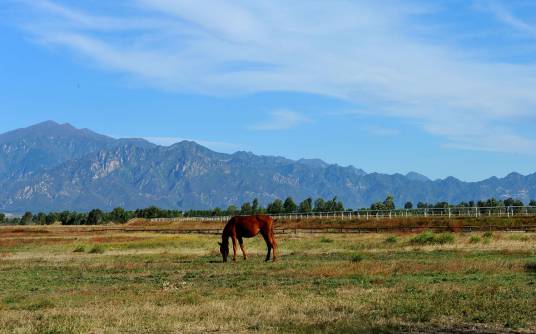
1, 226, 536, 333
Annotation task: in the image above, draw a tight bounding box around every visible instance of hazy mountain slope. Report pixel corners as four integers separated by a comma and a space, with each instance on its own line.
0, 122, 534, 212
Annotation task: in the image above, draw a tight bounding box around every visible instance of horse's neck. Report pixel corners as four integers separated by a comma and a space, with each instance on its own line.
222, 221, 234, 242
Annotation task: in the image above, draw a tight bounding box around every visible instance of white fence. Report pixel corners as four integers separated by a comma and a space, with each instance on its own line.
149, 206, 536, 222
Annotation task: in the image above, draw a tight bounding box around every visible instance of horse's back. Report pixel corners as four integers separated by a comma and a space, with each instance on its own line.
232, 215, 273, 237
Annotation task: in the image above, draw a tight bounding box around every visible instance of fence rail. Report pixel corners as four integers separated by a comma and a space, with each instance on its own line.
149, 206, 536, 223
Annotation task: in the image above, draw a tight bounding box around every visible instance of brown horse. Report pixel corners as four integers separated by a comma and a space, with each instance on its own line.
218, 215, 277, 262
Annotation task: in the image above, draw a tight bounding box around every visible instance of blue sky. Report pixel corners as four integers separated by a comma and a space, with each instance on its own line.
1, 0, 536, 181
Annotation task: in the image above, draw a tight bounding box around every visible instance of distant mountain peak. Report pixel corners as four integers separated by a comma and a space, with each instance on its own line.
405, 172, 430, 182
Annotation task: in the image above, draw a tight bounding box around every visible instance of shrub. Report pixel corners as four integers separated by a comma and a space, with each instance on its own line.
435, 233, 454, 244
73, 245, 86, 253
351, 254, 364, 262
469, 236, 481, 244
384, 236, 398, 244
483, 231, 493, 239
320, 237, 333, 243
410, 231, 454, 245
88, 245, 104, 254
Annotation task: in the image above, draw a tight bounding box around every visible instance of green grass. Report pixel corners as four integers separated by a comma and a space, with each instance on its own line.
469, 236, 481, 244
384, 235, 398, 244
72, 245, 85, 253
1, 229, 536, 333
410, 231, 455, 245
87, 245, 105, 254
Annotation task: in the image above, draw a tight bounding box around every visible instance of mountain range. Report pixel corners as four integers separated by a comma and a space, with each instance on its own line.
0, 121, 534, 212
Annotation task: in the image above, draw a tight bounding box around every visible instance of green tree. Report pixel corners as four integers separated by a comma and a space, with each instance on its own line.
298, 198, 313, 213
267, 199, 283, 214
46, 212, 59, 225
417, 202, 429, 209
252, 198, 259, 214
530, 200, 536, 207
110, 207, 127, 223
370, 202, 385, 210
504, 198, 523, 207
87, 209, 103, 225
226, 205, 239, 216
0, 213, 5, 224
314, 198, 326, 212
212, 208, 222, 217
21, 212, 33, 225
34, 212, 47, 225
240, 202, 252, 215
404, 201, 413, 209
383, 195, 395, 210
283, 197, 297, 213
59, 211, 71, 225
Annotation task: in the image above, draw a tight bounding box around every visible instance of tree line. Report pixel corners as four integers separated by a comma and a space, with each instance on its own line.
370, 195, 536, 210
0, 196, 535, 225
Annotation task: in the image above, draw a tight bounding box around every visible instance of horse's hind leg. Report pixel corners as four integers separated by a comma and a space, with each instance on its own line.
261, 231, 272, 262
238, 236, 247, 260
270, 233, 277, 262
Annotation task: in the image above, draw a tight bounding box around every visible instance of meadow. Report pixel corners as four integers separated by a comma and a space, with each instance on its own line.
1, 224, 536, 333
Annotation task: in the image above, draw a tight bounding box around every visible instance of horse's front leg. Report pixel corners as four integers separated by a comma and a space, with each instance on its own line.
261, 233, 272, 262
231, 236, 238, 262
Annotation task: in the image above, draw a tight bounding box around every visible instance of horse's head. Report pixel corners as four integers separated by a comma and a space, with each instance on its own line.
218, 241, 229, 262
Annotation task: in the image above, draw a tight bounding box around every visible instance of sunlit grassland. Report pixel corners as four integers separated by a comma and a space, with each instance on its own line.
1, 229, 536, 333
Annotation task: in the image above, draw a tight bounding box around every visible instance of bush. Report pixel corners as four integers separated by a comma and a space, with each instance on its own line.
320, 237, 333, 243
410, 231, 454, 245
88, 245, 104, 254
351, 254, 364, 262
384, 236, 398, 244
483, 231, 493, 239
435, 233, 455, 244
469, 236, 481, 244
73, 245, 86, 253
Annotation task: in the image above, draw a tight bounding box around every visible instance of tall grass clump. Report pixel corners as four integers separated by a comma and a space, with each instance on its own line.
483, 231, 493, 239
410, 231, 454, 245
469, 236, 481, 244
73, 245, 86, 253
384, 236, 398, 244
351, 253, 364, 262
88, 245, 105, 254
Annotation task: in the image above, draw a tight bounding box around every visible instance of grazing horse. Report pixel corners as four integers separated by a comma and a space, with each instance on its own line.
218, 215, 277, 262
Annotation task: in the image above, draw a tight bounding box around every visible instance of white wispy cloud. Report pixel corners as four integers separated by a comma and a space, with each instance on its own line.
480, 1, 536, 37
249, 110, 311, 131
9, 0, 536, 152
